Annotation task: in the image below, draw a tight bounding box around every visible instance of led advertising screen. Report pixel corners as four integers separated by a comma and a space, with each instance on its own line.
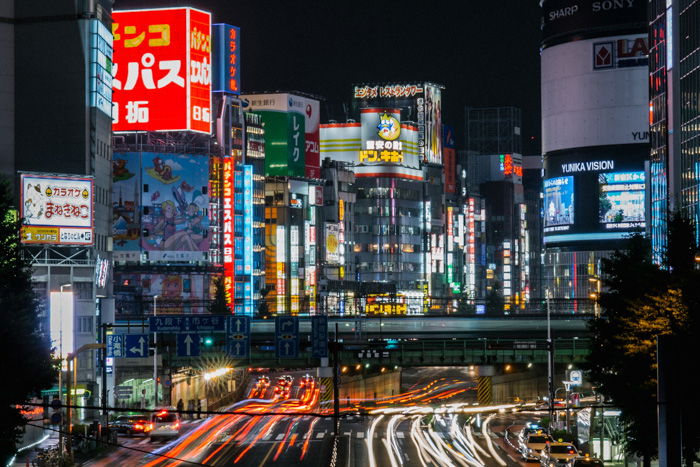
212, 23, 240, 94
112, 152, 141, 255
112, 8, 211, 133
543, 146, 646, 245
114, 272, 212, 315
544, 176, 575, 228
21, 173, 94, 245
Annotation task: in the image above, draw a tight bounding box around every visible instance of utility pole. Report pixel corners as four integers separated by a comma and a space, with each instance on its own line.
153, 295, 158, 408
332, 323, 340, 437
100, 323, 109, 420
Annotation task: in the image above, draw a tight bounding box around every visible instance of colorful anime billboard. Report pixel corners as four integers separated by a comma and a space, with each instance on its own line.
112, 152, 210, 261
114, 272, 214, 315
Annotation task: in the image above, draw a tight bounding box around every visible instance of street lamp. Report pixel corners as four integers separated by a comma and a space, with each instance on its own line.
153, 295, 158, 408
57, 283, 71, 455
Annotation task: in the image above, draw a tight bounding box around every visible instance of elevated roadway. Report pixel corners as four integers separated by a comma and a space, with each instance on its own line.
250, 315, 591, 339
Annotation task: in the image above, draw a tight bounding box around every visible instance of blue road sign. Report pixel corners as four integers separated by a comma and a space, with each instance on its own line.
228, 316, 251, 359
106, 335, 124, 358
124, 334, 149, 358
149, 315, 228, 333
176, 333, 201, 357
311, 316, 329, 358
275, 316, 299, 358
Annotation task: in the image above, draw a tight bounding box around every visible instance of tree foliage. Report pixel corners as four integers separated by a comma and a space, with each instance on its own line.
0, 179, 56, 464
587, 215, 700, 465
208, 276, 228, 314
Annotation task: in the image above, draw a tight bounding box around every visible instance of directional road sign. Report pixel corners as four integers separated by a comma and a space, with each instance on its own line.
106, 335, 124, 358
275, 316, 299, 359
177, 333, 200, 357
228, 316, 251, 359
311, 315, 329, 358
124, 334, 149, 358
569, 370, 583, 386
149, 315, 228, 333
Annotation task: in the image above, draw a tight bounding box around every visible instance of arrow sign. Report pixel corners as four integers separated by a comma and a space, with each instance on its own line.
312, 316, 329, 358
176, 333, 200, 357
124, 334, 149, 358
227, 316, 251, 359
275, 317, 299, 358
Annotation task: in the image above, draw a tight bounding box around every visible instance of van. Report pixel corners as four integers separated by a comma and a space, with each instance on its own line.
149, 408, 181, 441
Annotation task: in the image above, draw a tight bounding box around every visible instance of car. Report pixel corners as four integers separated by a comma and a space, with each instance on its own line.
149, 408, 181, 441
522, 432, 553, 461
300, 374, 314, 388
256, 376, 270, 389
571, 455, 604, 467
540, 441, 579, 466
108, 414, 152, 436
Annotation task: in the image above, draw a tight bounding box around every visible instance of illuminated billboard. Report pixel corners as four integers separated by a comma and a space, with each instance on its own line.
140, 153, 210, 261
212, 23, 240, 94
21, 173, 94, 245
112, 7, 211, 133
242, 93, 319, 178
352, 82, 444, 163
112, 152, 141, 255
114, 272, 212, 315
90, 19, 113, 116
325, 223, 340, 264
544, 176, 574, 228
543, 147, 646, 245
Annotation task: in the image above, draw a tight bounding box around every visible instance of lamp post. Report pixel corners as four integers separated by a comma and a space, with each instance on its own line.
153, 295, 158, 408
58, 283, 71, 455
545, 287, 554, 426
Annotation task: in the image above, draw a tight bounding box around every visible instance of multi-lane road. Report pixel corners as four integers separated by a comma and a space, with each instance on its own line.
86, 371, 547, 466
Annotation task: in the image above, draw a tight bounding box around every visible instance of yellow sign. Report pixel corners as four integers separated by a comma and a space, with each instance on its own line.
338, 199, 345, 221
359, 150, 403, 163
365, 303, 407, 315
21, 226, 59, 244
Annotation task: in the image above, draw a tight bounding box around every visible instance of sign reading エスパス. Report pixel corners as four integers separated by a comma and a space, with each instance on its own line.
112, 8, 211, 133
20, 173, 94, 246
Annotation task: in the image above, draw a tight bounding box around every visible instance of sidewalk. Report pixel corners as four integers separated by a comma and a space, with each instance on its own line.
10, 425, 59, 466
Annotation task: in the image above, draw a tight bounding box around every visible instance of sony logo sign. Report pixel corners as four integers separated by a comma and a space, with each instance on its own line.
561, 160, 615, 173
592, 0, 635, 12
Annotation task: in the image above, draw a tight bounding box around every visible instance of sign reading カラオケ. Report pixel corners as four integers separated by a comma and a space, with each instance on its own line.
20, 173, 94, 245
112, 7, 211, 133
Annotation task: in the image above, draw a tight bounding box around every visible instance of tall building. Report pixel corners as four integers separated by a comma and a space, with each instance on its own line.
649, 0, 700, 260
320, 82, 448, 314
0, 0, 114, 408
540, 1, 649, 309
463, 106, 530, 311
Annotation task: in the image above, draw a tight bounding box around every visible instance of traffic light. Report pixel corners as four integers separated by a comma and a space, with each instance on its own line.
203, 336, 214, 347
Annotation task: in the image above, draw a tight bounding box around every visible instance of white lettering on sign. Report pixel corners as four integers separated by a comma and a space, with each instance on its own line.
592, 0, 635, 12
549, 5, 579, 21
561, 160, 615, 173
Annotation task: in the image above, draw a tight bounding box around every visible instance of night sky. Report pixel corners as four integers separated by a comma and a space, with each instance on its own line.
113, 0, 543, 154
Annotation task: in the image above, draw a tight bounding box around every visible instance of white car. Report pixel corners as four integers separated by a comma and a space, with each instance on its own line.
149, 408, 181, 441
540, 442, 579, 466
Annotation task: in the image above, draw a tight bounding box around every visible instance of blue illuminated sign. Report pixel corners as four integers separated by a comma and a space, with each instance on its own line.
212, 24, 241, 94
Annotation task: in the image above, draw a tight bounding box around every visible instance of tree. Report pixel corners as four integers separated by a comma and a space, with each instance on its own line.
0, 179, 56, 464
587, 215, 700, 466
208, 276, 228, 314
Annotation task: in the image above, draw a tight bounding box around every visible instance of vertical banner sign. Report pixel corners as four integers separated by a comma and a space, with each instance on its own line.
276, 225, 286, 312
212, 23, 240, 94
242, 165, 253, 274
222, 159, 234, 308
443, 125, 456, 193
468, 199, 476, 298
311, 315, 328, 358
112, 7, 211, 133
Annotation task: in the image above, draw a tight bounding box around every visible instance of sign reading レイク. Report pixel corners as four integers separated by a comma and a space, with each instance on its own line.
20, 173, 94, 246
112, 7, 211, 133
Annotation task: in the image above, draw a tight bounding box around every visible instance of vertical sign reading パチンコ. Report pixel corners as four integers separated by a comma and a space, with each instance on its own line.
222, 159, 234, 308
112, 8, 211, 133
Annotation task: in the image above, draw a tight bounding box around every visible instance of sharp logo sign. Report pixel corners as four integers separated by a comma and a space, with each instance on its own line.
593, 36, 648, 69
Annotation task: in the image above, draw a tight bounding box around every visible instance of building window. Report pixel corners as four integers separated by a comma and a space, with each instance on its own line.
77, 316, 93, 334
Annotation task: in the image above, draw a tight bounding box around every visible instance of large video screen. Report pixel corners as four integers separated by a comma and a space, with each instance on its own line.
544, 176, 574, 229
543, 146, 647, 245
